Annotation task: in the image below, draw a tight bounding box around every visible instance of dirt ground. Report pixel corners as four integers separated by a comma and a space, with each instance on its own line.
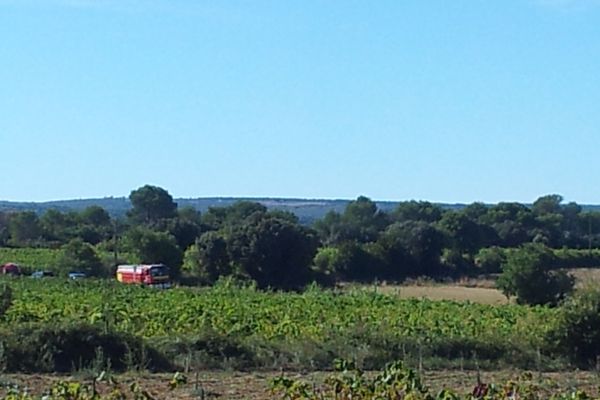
358, 268, 600, 305
386, 285, 509, 305
3, 369, 600, 399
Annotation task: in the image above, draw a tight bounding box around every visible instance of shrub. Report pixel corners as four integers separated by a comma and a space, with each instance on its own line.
474, 246, 507, 273
58, 239, 105, 277
496, 244, 574, 306
550, 286, 600, 366
0, 323, 170, 372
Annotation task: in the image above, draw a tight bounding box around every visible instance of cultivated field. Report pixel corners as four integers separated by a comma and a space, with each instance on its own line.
4, 369, 600, 399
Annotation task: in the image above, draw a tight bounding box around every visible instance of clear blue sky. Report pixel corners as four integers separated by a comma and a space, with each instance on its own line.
1, 0, 599, 204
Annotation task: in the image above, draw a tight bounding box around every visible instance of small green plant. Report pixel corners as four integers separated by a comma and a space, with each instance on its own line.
168, 372, 187, 390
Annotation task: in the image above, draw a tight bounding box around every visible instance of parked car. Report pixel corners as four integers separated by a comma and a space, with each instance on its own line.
1, 263, 21, 276
31, 271, 55, 278
68, 271, 87, 280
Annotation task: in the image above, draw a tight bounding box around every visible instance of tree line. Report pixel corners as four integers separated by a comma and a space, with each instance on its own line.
1, 186, 600, 289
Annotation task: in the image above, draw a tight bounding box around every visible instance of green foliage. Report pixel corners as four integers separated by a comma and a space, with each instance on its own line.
312, 246, 341, 276
551, 286, 600, 366
57, 239, 105, 277
271, 360, 598, 400
437, 212, 481, 254
40, 209, 78, 244
381, 221, 444, 276
0, 247, 62, 270
0, 283, 11, 318
313, 197, 388, 246
0, 323, 167, 373
496, 244, 574, 306
313, 210, 345, 246
313, 242, 383, 282
392, 200, 444, 223
0, 247, 134, 275
8, 211, 42, 247
271, 360, 435, 399
122, 228, 183, 278
474, 246, 507, 273
340, 196, 388, 243
0, 377, 162, 399
1, 278, 554, 349
183, 232, 231, 284
228, 214, 319, 289
128, 185, 177, 224
201, 200, 267, 230
0, 212, 9, 246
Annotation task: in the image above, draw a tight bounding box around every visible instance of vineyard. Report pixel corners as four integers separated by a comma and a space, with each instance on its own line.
2, 278, 554, 341
0, 248, 135, 275
0, 277, 564, 373
0, 248, 62, 270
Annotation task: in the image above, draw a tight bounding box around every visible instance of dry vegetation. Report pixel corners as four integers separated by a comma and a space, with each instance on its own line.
4, 369, 600, 400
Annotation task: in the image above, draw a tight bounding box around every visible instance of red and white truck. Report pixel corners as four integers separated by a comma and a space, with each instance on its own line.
116, 264, 171, 288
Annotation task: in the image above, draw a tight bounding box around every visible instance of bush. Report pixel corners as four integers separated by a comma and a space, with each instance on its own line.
58, 239, 105, 277
496, 244, 574, 306
0, 323, 170, 372
551, 286, 600, 366
474, 246, 507, 273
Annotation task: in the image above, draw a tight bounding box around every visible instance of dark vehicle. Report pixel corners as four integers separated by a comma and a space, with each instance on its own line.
68, 272, 87, 280
31, 271, 55, 278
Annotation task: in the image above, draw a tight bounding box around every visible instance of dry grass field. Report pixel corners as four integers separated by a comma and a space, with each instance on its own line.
390, 285, 509, 305
345, 277, 509, 305
569, 267, 600, 287
350, 268, 600, 305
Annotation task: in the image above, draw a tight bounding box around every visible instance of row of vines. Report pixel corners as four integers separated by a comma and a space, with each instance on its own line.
2, 278, 555, 344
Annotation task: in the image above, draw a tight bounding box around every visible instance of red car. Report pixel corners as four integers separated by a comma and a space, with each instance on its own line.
1, 263, 21, 276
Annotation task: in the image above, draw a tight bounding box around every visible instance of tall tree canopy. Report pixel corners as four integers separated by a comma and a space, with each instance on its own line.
128, 185, 177, 224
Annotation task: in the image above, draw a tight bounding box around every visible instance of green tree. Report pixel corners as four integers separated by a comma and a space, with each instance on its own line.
380, 221, 444, 277
0, 283, 12, 318
202, 201, 267, 230
532, 194, 563, 215
462, 202, 489, 221
340, 196, 388, 243
40, 209, 78, 244
474, 246, 507, 273
437, 212, 484, 255
227, 214, 319, 289
314, 242, 384, 282
57, 239, 104, 277
183, 231, 231, 284
165, 207, 204, 250
313, 211, 345, 246
128, 185, 177, 224
496, 244, 574, 305
482, 202, 535, 246
79, 205, 111, 226
8, 211, 42, 247
123, 227, 183, 278
392, 201, 443, 223
0, 212, 11, 246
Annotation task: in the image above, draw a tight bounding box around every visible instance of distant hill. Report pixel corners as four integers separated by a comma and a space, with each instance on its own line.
1, 197, 599, 225
0, 197, 463, 224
